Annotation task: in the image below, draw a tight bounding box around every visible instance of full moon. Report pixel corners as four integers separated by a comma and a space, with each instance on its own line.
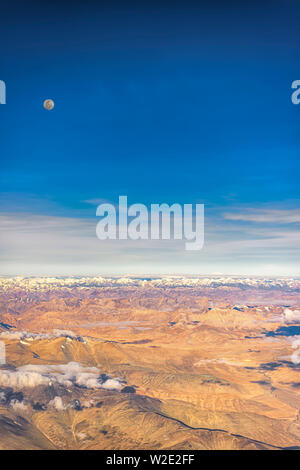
43, 99, 55, 110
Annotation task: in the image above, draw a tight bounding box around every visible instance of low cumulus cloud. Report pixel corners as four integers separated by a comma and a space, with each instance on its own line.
283, 309, 300, 324
10, 400, 28, 412
53, 329, 77, 338
280, 336, 300, 365
291, 338, 300, 365
0, 330, 78, 341
48, 396, 66, 411
0, 331, 56, 341
0, 362, 123, 391
0, 369, 50, 388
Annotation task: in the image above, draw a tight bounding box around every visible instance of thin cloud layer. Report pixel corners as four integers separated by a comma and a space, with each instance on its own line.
223, 209, 300, 224
1, 204, 300, 276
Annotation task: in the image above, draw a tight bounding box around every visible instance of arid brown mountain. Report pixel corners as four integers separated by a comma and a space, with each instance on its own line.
0, 276, 299, 450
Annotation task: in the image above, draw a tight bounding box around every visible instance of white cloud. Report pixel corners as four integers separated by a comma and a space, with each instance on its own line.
0, 330, 77, 341
0, 362, 123, 390
283, 309, 300, 324
10, 400, 28, 412
48, 396, 66, 411
0, 369, 49, 388
291, 339, 300, 365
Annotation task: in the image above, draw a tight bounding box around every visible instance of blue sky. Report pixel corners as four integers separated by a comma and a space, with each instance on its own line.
0, 1, 300, 276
